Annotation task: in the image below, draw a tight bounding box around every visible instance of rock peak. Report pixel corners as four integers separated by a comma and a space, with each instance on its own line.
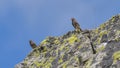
15, 15, 120, 68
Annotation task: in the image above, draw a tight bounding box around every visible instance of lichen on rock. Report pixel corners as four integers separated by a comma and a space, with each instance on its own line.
15, 14, 120, 68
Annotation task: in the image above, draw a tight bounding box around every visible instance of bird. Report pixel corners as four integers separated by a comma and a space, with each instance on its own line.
29, 40, 37, 49
71, 18, 82, 32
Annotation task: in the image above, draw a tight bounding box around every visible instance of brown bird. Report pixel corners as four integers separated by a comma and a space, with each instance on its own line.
29, 40, 37, 49
71, 18, 82, 32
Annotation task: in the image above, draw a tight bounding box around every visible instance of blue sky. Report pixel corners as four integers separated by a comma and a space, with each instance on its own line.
0, 0, 120, 68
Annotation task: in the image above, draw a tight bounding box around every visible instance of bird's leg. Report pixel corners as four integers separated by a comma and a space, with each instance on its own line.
75, 29, 80, 34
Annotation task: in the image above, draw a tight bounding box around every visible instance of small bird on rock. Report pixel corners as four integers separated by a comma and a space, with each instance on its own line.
71, 18, 82, 32
29, 40, 37, 49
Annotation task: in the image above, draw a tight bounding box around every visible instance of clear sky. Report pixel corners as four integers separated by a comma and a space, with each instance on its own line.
0, 0, 120, 68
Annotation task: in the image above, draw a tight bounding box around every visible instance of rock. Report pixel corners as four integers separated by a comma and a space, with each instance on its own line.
100, 34, 108, 43
15, 14, 120, 68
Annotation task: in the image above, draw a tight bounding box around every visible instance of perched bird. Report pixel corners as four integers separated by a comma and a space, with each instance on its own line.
71, 18, 82, 32
29, 40, 37, 49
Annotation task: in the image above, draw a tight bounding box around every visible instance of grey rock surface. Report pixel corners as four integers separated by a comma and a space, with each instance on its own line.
15, 14, 120, 68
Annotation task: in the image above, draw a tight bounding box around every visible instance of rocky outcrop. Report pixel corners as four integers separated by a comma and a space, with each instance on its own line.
15, 14, 120, 68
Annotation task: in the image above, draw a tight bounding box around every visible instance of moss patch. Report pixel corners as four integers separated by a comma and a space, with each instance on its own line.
59, 44, 65, 51
41, 39, 48, 45
85, 59, 92, 68
66, 34, 79, 44
95, 28, 99, 34
99, 30, 107, 38
111, 16, 115, 22
97, 45, 105, 52
44, 63, 51, 68
54, 39, 60, 45
113, 51, 120, 63
115, 37, 120, 42
99, 23, 105, 30
34, 61, 41, 67
62, 61, 69, 68
59, 58, 63, 64
116, 30, 120, 35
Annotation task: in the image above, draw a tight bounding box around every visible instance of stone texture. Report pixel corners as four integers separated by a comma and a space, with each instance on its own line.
15, 14, 120, 68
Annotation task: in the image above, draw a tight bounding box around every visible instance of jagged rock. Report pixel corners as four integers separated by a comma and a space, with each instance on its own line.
15, 14, 120, 68
100, 34, 108, 43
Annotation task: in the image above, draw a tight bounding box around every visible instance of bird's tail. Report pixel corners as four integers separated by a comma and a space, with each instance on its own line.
75, 27, 82, 33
